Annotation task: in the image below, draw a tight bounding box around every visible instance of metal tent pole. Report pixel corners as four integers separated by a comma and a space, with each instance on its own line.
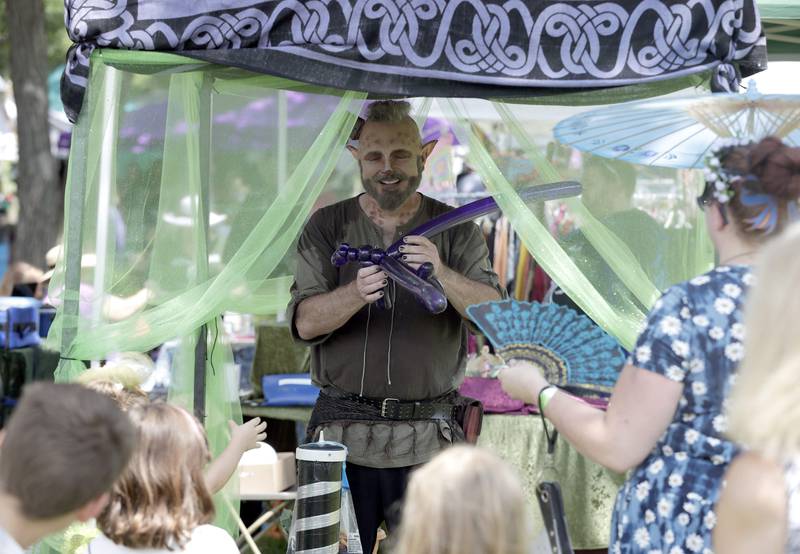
193, 72, 214, 422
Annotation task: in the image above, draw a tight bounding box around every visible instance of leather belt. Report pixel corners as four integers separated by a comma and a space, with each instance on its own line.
338, 392, 458, 421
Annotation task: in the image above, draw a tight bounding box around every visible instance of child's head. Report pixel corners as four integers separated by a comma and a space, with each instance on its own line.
77, 362, 149, 410
0, 383, 136, 528
97, 402, 214, 549
393, 445, 531, 554
82, 379, 148, 410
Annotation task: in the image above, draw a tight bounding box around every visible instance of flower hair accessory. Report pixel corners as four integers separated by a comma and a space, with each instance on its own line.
703, 138, 754, 204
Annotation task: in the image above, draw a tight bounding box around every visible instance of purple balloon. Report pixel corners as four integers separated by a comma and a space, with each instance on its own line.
386, 181, 581, 256
379, 255, 447, 314
331, 180, 582, 313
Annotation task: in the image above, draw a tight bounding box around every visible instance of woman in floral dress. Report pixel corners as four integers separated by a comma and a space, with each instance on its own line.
498, 137, 800, 553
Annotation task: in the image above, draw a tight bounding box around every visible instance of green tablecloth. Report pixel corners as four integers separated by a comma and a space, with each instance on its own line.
478, 414, 625, 550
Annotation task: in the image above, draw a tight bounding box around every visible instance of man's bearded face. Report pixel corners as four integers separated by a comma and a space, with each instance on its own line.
356, 120, 426, 211
360, 157, 424, 211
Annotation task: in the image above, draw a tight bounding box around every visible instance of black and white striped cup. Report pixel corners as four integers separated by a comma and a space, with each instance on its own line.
294, 441, 347, 554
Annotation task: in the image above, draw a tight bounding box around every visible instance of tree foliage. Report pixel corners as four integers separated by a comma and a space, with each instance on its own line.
4, 0, 61, 267
0, 0, 72, 77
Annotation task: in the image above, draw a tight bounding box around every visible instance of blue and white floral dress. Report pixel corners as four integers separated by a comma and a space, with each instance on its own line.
610, 265, 754, 554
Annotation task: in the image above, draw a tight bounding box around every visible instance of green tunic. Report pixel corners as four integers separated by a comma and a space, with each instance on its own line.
288, 193, 502, 467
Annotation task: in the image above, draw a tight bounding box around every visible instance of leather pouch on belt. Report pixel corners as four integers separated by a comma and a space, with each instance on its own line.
456, 396, 484, 444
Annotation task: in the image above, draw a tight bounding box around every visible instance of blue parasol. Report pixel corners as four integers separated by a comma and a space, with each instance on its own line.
554, 82, 800, 169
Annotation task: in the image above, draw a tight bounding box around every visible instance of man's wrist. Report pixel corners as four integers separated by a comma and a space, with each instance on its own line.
344, 280, 366, 306
435, 264, 455, 287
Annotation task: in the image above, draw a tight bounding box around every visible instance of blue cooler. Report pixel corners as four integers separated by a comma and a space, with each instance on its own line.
0, 297, 41, 349
261, 373, 320, 406
39, 307, 56, 338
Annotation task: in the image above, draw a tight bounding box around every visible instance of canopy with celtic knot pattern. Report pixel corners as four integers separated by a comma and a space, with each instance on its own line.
61, 1, 766, 122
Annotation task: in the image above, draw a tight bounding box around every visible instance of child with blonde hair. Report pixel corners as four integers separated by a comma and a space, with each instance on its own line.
89, 402, 238, 553
392, 445, 531, 554
78, 357, 266, 494
715, 224, 800, 553
43, 358, 266, 554
77, 363, 149, 410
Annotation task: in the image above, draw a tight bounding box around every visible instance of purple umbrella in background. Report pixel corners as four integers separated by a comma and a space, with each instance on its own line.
119, 91, 339, 155
422, 117, 461, 146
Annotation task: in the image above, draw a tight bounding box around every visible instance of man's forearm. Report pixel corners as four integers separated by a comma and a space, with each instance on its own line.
437, 266, 502, 318
295, 282, 365, 340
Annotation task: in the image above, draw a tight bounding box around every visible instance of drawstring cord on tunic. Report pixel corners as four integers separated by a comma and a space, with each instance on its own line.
359, 303, 371, 397
386, 281, 396, 386
359, 280, 396, 394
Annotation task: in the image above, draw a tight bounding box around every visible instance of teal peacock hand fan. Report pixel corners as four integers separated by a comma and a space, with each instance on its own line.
466, 300, 625, 400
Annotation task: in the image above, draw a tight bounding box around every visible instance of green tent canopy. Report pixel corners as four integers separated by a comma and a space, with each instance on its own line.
46, 1, 774, 546
759, 0, 800, 58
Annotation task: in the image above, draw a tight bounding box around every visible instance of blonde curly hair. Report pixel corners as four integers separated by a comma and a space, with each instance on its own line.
77, 354, 152, 410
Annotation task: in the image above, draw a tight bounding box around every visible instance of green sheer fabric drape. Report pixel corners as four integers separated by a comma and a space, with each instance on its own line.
45, 51, 366, 538
441, 99, 713, 349
44, 49, 716, 545
442, 99, 643, 348
48, 58, 366, 369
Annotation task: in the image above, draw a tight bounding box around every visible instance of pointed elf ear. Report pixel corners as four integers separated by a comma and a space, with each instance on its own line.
420, 140, 438, 163
346, 116, 365, 160
349, 116, 365, 141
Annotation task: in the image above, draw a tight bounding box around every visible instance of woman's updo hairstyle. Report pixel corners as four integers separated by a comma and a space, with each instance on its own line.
719, 136, 800, 241
747, 137, 800, 199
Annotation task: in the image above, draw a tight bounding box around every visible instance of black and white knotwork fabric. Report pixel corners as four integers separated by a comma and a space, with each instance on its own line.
61, 0, 766, 122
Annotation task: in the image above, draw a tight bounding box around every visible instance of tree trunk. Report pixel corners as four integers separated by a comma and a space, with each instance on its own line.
6, 0, 61, 268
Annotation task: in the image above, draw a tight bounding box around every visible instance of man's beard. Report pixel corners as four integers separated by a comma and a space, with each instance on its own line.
361, 159, 423, 211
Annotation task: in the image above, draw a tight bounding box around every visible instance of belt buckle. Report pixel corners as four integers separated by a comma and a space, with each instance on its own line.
381, 397, 399, 418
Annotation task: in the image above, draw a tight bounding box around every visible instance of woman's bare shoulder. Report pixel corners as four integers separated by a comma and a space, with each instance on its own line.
723, 451, 786, 515
714, 452, 787, 554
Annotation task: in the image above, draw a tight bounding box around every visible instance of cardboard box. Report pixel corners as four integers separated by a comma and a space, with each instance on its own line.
238, 451, 296, 497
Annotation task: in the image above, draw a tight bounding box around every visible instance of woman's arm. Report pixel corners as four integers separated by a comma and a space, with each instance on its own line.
714, 452, 787, 554
499, 362, 682, 473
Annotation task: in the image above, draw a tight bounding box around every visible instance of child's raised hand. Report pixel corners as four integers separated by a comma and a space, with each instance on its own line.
228, 417, 267, 453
